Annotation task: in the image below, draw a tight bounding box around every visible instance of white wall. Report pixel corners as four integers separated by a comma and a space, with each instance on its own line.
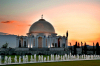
0, 35, 17, 48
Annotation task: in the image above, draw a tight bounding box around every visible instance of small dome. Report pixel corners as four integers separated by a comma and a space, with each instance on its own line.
29, 19, 55, 33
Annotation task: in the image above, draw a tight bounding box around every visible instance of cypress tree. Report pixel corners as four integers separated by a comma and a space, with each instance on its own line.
96, 42, 99, 55
84, 42, 87, 55
93, 42, 95, 54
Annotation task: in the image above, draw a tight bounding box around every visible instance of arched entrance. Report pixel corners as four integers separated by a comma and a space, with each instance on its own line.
19, 40, 21, 47
19, 37, 23, 47
58, 37, 61, 47
38, 37, 42, 48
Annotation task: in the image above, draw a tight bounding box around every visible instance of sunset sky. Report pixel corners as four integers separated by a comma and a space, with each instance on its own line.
0, 0, 100, 46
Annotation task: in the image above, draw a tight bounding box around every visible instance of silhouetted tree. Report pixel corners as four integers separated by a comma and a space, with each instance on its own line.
84, 42, 87, 55
70, 43, 71, 46
75, 41, 78, 48
81, 42, 83, 54
74, 41, 77, 55
96, 42, 99, 55
93, 42, 95, 54
2, 42, 8, 48
78, 42, 80, 48
70, 43, 72, 54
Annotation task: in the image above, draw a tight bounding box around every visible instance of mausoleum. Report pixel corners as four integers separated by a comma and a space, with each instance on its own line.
0, 16, 69, 55
16, 16, 68, 50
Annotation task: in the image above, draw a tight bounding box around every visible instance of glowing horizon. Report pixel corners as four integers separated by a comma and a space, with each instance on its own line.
0, 0, 100, 46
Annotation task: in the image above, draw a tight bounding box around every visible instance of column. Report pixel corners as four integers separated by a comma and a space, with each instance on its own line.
50, 37, 51, 48
16, 38, 18, 47
36, 36, 38, 48
16, 38, 17, 47
47, 37, 49, 48
47, 37, 48, 48
35, 37, 37, 48
45, 37, 46, 48
54, 38, 55, 47
46, 37, 47, 48
30, 37, 31, 48
33, 38, 34, 48
56, 38, 58, 47
42, 36, 44, 48
60, 39, 62, 47
31, 38, 33, 48
55, 38, 56, 47
28, 37, 31, 48
34, 37, 36, 48
21, 38, 23, 47
28, 37, 30, 48
17, 38, 19, 47
26, 38, 28, 48
23, 38, 24, 47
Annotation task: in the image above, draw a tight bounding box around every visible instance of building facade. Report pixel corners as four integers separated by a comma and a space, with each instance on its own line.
16, 17, 68, 49
0, 16, 69, 55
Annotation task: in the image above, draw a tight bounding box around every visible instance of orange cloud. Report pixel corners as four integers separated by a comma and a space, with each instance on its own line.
0, 20, 31, 36
1, 21, 16, 24
28, 24, 31, 26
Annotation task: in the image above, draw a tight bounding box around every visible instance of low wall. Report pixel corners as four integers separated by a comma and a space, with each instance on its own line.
29, 48, 49, 51
15, 48, 29, 51
49, 48, 64, 51
0, 48, 69, 55
0, 51, 69, 55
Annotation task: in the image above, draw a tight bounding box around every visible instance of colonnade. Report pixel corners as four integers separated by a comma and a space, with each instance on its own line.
16, 35, 67, 48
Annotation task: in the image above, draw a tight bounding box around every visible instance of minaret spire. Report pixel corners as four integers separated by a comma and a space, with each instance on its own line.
41, 14, 43, 19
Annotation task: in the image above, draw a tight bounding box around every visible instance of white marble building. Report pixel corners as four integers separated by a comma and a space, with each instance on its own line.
16, 17, 68, 49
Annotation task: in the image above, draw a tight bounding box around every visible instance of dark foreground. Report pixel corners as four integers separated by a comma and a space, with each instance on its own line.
5, 60, 100, 66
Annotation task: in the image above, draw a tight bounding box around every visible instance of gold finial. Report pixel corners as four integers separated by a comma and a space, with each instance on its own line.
41, 14, 43, 19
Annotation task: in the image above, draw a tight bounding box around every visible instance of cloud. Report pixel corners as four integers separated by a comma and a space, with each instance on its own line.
0, 32, 15, 35
1, 21, 16, 24
0, 32, 8, 35
28, 24, 31, 26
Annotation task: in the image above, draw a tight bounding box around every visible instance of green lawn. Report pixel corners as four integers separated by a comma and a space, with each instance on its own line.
5, 60, 100, 66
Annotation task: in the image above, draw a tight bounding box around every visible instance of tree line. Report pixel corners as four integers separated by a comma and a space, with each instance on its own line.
69, 42, 100, 55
